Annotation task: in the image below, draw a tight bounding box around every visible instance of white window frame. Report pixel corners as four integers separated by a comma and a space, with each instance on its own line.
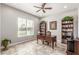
18, 17, 34, 37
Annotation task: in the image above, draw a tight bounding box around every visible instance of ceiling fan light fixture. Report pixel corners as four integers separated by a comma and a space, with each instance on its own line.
64, 5, 67, 8
34, 3, 52, 13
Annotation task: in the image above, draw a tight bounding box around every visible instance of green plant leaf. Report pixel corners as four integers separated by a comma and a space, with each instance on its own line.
1, 38, 11, 50
63, 16, 73, 21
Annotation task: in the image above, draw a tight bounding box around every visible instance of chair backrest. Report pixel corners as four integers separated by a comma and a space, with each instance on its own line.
46, 31, 51, 37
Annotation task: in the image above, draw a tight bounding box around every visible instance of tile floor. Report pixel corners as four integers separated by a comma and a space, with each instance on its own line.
1, 40, 67, 55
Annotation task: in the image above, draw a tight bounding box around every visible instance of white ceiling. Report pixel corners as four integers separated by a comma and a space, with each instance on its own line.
5, 3, 79, 18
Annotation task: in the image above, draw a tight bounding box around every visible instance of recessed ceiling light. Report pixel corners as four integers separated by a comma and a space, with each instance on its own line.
64, 5, 67, 8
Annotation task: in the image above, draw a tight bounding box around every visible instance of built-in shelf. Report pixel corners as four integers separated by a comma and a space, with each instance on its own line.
40, 21, 47, 35
61, 19, 74, 44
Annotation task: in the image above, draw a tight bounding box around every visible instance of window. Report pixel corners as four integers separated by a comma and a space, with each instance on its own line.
18, 17, 34, 37
26, 19, 34, 36
18, 17, 27, 37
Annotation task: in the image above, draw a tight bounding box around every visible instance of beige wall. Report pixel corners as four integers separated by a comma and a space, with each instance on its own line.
0, 4, 1, 47
0, 4, 40, 47
78, 8, 79, 37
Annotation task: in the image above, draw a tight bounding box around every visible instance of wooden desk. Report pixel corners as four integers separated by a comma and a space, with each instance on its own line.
37, 35, 57, 49
74, 39, 79, 55
67, 39, 79, 55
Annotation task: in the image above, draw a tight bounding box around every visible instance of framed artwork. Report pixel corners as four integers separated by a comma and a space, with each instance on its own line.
50, 21, 57, 30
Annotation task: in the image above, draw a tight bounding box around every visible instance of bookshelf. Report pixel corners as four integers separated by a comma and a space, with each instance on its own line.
40, 21, 47, 36
61, 19, 74, 44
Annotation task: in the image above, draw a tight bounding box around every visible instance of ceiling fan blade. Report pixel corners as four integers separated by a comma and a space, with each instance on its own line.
34, 6, 41, 8
36, 9, 41, 12
42, 3, 46, 8
42, 9, 46, 13
44, 7, 52, 9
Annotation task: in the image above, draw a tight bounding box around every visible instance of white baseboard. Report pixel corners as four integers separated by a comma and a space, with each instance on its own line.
0, 39, 35, 50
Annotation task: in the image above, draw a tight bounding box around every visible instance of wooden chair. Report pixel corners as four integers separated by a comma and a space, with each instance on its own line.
45, 31, 57, 49
37, 35, 45, 44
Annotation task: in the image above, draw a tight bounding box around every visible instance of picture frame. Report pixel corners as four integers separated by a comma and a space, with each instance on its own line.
50, 21, 57, 30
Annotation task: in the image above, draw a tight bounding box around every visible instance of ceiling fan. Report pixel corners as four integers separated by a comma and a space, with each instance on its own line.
34, 3, 52, 13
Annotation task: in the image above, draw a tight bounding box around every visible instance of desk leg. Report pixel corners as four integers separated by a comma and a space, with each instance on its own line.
52, 41, 54, 49
37, 37, 38, 44
42, 40, 44, 44
47, 42, 49, 45
55, 42, 57, 47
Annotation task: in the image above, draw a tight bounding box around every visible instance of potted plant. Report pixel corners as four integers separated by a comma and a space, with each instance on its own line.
1, 38, 11, 50
63, 16, 73, 21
